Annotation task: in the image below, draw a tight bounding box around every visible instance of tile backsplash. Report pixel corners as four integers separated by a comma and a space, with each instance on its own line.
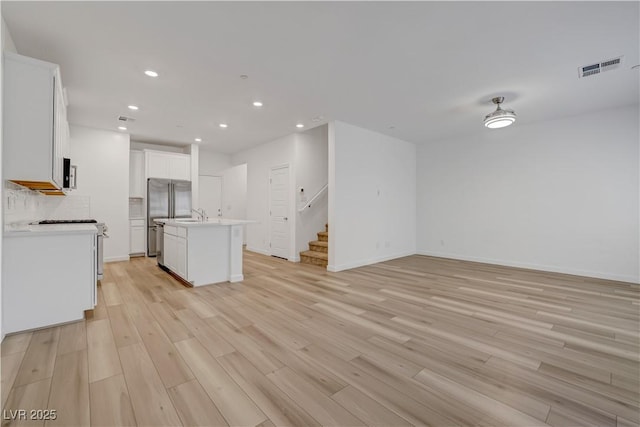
4, 181, 91, 226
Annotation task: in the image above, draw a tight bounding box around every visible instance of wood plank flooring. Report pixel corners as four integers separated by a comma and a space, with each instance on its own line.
2, 252, 638, 426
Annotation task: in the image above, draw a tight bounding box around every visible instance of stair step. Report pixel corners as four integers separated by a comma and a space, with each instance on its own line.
317, 231, 329, 242
300, 250, 328, 267
308, 240, 328, 253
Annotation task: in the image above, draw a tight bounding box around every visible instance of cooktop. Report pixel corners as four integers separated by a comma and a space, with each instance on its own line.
38, 219, 98, 224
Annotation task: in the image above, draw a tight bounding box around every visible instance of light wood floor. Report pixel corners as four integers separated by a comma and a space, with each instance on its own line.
2, 252, 639, 426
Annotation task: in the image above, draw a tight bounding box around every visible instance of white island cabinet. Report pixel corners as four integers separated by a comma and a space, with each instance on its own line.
2, 225, 97, 334
160, 219, 251, 286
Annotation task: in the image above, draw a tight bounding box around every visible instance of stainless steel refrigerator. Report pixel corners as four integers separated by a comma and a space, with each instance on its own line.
147, 178, 191, 256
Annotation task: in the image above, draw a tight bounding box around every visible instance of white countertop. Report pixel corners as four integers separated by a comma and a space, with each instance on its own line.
156, 218, 255, 227
5, 223, 98, 237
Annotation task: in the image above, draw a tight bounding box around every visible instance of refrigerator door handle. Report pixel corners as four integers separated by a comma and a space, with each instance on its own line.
169, 182, 174, 218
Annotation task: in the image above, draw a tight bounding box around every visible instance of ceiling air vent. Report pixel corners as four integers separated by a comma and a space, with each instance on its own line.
578, 56, 624, 78
117, 115, 136, 122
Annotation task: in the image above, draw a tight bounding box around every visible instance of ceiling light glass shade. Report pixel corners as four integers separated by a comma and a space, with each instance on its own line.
484, 97, 516, 129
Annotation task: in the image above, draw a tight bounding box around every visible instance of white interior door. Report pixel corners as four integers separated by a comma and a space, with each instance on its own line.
199, 175, 223, 218
270, 165, 290, 259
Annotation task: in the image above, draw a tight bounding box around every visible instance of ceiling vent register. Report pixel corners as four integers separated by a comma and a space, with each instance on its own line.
578, 56, 623, 78
118, 115, 136, 122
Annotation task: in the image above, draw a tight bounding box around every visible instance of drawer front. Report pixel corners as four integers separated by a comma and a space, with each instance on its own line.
178, 227, 187, 239
165, 225, 177, 236
130, 219, 144, 227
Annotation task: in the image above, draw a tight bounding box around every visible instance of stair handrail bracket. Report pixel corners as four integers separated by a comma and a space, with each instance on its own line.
298, 184, 328, 213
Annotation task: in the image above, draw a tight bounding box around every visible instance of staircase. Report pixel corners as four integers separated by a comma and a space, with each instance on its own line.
300, 224, 328, 267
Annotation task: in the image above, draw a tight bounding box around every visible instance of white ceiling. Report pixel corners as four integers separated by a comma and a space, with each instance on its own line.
2, 1, 638, 154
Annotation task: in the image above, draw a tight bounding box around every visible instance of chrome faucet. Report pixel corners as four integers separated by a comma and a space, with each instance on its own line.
191, 208, 207, 222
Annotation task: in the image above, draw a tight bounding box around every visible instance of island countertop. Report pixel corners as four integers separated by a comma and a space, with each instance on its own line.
155, 218, 255, 227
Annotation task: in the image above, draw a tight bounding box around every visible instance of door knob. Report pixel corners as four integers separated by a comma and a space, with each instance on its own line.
284, 217, 288, 221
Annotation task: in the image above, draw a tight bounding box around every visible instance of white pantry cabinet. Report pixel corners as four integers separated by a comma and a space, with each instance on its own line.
3, 52, 69, 192
129, 150, 145, 198
145, 150, 191, 181
3, 229, 97, 334
129, 219, 145, 255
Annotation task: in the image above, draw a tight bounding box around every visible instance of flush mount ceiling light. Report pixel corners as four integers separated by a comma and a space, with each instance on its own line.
296, 123, 304, 128
484, 97, 516, 129
194, 138, 202, 142
118, 126, 127, 131
128, 105, 139, 110
219, 123, 228, 128
252, 101, 263, 107
144, 70, 158, 77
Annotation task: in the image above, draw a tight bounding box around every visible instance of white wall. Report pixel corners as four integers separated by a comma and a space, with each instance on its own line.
221, 164, 247, 221
295, 125, 328, 256
2, 17, 16, 53
417, 105, 640, 283
0, 17, 15, 340
232, 134, 296, 258
328, 121, 417, 272
199, 148, 232, 175
70, 126, 130, 262
189, 144, 199, 210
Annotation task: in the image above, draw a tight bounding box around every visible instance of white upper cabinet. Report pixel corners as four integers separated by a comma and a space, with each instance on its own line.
145, 150, 191, 181
129, 150, 145, 198
146, 151, 171, 179
170, 155, 191, 181
3, 52, 69, 192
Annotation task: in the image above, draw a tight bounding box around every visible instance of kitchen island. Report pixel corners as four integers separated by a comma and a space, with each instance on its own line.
155, 218, 252, 286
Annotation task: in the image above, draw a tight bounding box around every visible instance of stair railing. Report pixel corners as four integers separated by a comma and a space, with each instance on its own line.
298, 184, 328, 213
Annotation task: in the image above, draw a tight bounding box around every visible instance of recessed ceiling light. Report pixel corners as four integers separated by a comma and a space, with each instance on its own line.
219, 123, 228, 128
118, 126, 127, 131
253, 101, 263, 107
296, 123, 304, 128
194, 138, 202, 142
128, 105, 139, 110
144, 70, 158, 77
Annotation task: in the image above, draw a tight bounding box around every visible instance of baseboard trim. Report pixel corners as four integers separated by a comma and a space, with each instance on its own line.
416, 250, 640, 284
328, 251, 415, 273
229, 274, 244, 282
105, 255, 131, 263
246, 246, 270, 256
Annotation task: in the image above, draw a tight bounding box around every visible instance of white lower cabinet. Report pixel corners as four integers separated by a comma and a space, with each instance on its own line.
3, 230, 96, 334
176, 237, 187, 278
164, 226, 187, 279
165, 232, 177, 272
129, 219, 145, 255
162, 222, 244, 286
